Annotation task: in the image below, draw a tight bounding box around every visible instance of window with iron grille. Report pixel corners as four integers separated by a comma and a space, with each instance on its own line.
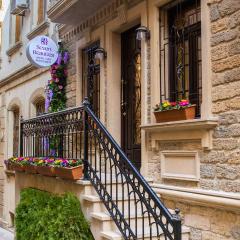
82, 41, 100, 117
160, 0, 202, 117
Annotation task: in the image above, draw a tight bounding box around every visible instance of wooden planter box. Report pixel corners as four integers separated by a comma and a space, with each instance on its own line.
154, 105, 196, 123
25, 165, 38, 174
55, 165, 83, 180
37, 166, 56, 177
12, 164, 25, 172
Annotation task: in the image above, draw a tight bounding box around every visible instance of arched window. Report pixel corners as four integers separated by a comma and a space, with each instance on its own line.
35, 97, 45, 116
12, 106, 20, 157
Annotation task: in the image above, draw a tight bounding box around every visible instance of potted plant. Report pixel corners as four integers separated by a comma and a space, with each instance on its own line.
154, 100, 196, 123
24, 158, 38, 174
36, 158, 56, 177
53, 159, 83, 180
9, 157, 26, 172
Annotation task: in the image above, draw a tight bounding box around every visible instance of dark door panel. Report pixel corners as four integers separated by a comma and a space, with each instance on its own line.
121, 26, 141, 170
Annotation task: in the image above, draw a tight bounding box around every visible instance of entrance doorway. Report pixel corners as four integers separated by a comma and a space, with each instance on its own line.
121, 26, 141, 170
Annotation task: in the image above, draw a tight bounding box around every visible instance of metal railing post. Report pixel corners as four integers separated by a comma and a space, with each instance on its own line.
173, 209, 182, 240
19, 116, 23, 157
83, 98, 90, 180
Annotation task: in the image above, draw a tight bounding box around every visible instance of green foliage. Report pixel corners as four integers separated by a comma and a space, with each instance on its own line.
15, 188, 94, 240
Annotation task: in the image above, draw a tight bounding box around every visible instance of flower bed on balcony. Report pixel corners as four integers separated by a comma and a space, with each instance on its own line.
4, 157, 83, 180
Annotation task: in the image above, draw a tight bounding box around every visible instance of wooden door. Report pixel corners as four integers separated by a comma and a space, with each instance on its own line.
121, 26, 142, 170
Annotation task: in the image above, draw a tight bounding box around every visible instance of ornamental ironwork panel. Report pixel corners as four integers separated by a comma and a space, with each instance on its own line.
160, 0, 202, 117
20, 101, 182, 240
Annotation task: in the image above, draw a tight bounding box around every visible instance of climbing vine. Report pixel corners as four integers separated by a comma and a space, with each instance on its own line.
45, 43, 69, 113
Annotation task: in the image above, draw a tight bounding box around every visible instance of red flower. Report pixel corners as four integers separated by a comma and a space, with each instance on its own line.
170, 102, 177, 106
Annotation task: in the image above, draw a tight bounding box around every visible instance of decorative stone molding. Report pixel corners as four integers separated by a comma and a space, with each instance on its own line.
47, 0, 78, 23
57, 0, 143, 43
161, 151, 200, 182
27, 21, 50, 40
0, 64, 49, 93
6, 41, 23, 57
117, 3, 128, 25
141, 119, 218, 151
152, 183, 240, 213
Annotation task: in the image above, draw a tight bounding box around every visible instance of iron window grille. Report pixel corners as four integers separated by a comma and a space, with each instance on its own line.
160, 0, 202, 117
82, 41, 101, 117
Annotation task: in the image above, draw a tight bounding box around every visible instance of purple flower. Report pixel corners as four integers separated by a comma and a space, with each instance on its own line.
50, 149, 56, 156
63, 52, 69, 64
49, 90, 53, 100
45, 98, 50, 112
56, 54, 62, 65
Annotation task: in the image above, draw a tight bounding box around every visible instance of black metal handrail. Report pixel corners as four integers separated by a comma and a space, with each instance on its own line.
20, 100, 182, 240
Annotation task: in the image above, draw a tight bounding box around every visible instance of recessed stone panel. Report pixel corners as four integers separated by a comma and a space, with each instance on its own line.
161, 151, 199, 181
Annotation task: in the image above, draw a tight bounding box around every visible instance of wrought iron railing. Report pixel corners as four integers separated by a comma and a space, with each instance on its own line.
20, 99, 182, 240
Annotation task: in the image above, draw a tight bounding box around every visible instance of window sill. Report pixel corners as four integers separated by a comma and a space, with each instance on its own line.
6, 41, 23, 57
141, 118, 218, 150
27, 20, 50, 40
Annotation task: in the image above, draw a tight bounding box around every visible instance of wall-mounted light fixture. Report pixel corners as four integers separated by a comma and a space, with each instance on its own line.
94, 47, 107, 60
136, 26, 150, 41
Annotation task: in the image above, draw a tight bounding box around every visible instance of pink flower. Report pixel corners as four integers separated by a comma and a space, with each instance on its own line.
55, 78, 59, 83
59, 85, 63, 90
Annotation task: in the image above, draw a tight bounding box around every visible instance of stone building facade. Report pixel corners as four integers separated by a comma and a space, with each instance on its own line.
0, 0, 239, 239
46, 0, 240, 239
0, 0, 57, 226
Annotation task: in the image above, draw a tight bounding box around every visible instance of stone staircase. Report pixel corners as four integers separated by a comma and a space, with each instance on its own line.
79, 179, 190, 240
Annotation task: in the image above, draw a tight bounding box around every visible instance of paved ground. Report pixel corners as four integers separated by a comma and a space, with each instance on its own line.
0, 227, 14, 240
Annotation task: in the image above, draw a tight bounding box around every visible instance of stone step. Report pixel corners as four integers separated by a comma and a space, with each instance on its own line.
91, 211, 184, 236
100, 225, 190, 240
82, 194, 164, 216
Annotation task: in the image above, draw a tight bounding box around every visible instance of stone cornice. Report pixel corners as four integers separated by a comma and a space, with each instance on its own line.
47, 0, 78, 22
27, 21, 50, 40
58, 0, 143, 43
0, 64, 36, 88
6, 41, 23, 57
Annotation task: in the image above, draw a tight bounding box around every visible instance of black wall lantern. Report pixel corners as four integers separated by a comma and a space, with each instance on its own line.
94, 47, 107, 60
136, 26, 150, 41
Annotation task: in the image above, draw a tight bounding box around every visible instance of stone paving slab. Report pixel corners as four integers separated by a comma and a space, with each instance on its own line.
0, 227, 14, 240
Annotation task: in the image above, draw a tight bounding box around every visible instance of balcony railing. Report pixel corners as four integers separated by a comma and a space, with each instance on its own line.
20, 99, 182, 240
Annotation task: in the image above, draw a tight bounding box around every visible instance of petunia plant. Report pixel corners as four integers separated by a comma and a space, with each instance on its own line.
4, 157, 82, 168
154, 99, 192, 112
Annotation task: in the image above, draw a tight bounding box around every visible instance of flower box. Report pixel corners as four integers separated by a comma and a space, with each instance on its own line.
37, 166, 56, 177
12, 163, 25, 172
154, 105, 196, 123
25, 165, 38, 174
55, 165, 83, 180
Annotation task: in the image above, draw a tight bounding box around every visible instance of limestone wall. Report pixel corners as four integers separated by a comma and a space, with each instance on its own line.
204, 0, 240, 192
163, 198, 240, 240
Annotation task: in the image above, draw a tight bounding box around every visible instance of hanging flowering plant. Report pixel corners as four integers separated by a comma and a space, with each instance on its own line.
44, 43, 70, 156
45, 43, 70, 113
